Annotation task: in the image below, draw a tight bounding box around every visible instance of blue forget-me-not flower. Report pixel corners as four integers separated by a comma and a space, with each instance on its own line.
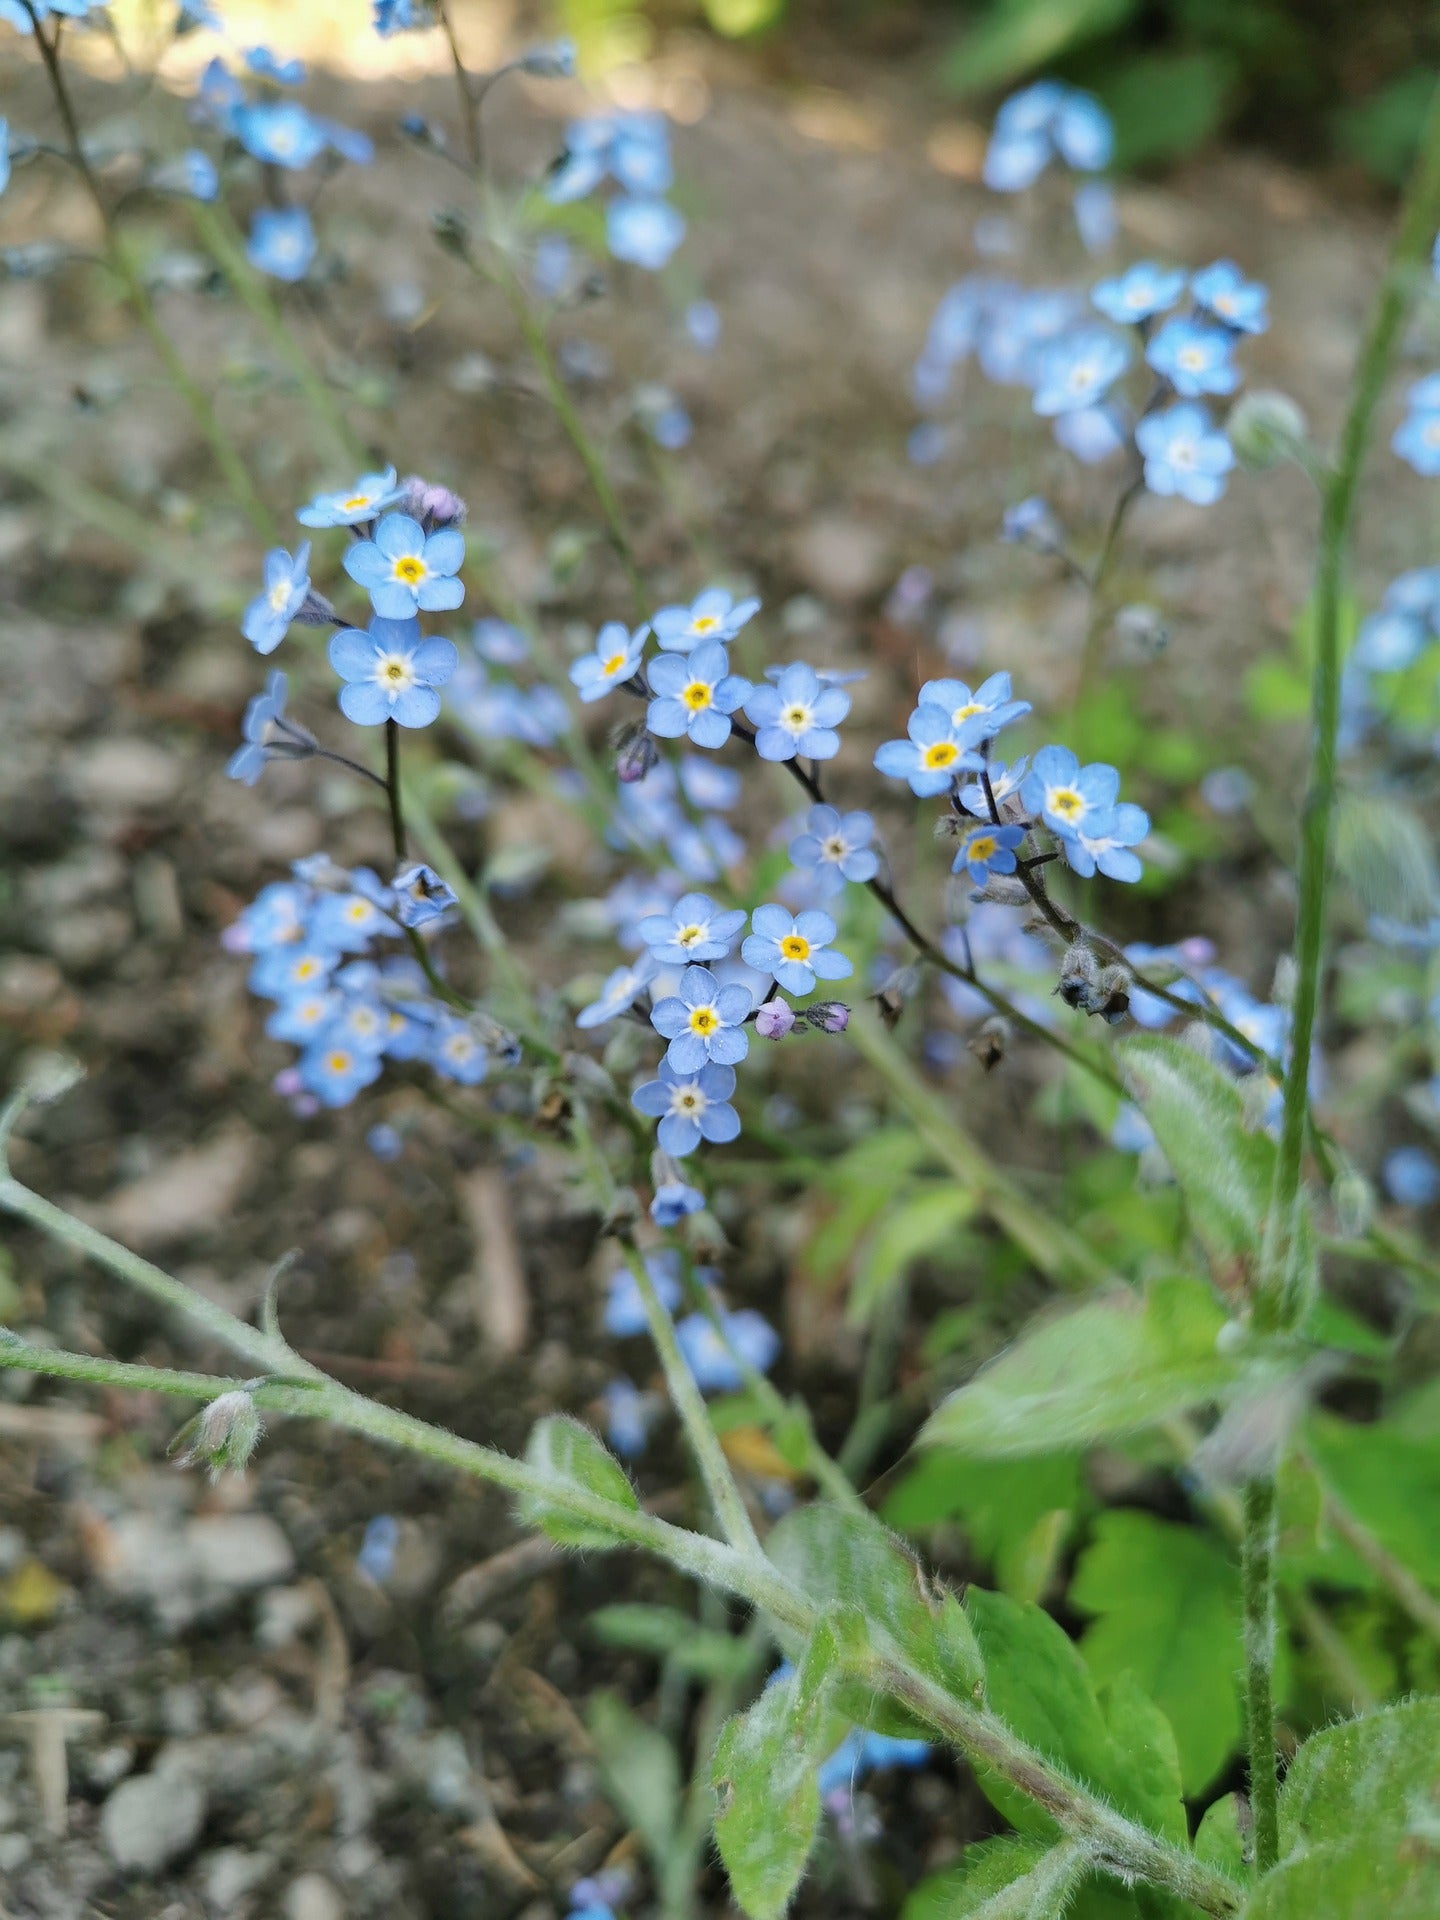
242, 543, 311, 655
328, 617, 458, 727
651, 964, 752, 1072
637, 892, 747, 965
789, 805, 879, 894
646, 641, 751, 749
632, 1059, 741, 1156
743, 663, 849, 762
1135, 402, 1234, 504
652, 587, 761, 651
742, 905, 851, 997
343, 512, 465, 619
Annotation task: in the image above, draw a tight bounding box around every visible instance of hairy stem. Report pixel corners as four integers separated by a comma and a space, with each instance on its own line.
1241, 1477, 1280, 1874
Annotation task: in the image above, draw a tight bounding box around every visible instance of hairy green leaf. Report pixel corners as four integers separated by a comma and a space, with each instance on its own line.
883, 1452, 1083, 1601
920, 1277, 1234, 1457
1278, 1696, 1440, 1852
711, 1626, 841, 1919
520, 1415, 640, 1548
966, 1590, 1185, 1843
765, 1506, 983, 1735
1244, 1842, 1438, 1920
1070, 1511, 1242, 1795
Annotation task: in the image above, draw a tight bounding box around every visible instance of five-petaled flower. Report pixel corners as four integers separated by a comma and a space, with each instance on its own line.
344, 512, 466, 619
246, 205, 315, 282
392, 863, 459, 929
1063, 802, 1150, 882
1135, 402, 1235, 505
298, 466, 406, 528
242, 542, 311, 655
328, 617, 458, 727
1032, 328, 1129, 416
952, 821, 1026, 886
632, 1059, 741, 1156
1020, 745, 1119, 839
917, 672, 1031, 744
637, 892, 747, 965
1090, 261, 1185, 325
651, 964, 752, 1072
1145, 317, 1239, 399
789, 805, 879, 895
743, 662, 849, 762
1191, 259, 1268, 335
570, 620, 648, 702
646, 640, 751, 748
742, 905, 852, 997
874, 705, 982, 797
652, 587, 761, 652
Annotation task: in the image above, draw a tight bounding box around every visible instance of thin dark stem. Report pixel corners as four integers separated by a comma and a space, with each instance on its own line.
384, 718, 406, 863
434, 0, 482, 168
313, 747, 389, 791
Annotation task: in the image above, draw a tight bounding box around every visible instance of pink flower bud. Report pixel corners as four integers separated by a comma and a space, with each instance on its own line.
755, 998, 795, 1040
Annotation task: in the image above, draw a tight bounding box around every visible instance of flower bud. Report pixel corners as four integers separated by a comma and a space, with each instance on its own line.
1331, 1163, 1374, 1238
1226, 389, 1309, 471
968, 1015, 1011, 1072
431, 208, 471, 258
806, 1001, 850, 1033
755, 998, 795, 1040
294, 588, 338, 627
1094, 965, 1132, 1025
872, 965, 921, 1030
1114, 602, 1171, 659
1056, 942, 1100, 1011
613, 723, 660, 784
398, 475, 467, 527
171, 1390, 265, 1482
1000, 495, 1062, 553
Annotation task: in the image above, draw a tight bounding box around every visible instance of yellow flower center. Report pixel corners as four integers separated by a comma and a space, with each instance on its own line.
677, 924, 704, 949
1049, 787, 1083, 821
682, 681, 713, 711
784, 705, 810, 730
692, 615, 719, 634
780, 934, 811, 962
1178, 346, 1206, 369
823, 836, 847, 860
380, 656, 412, 686
675, 1090, 701, 1113
923, 742, 959, 770
689, 1006, 719, 1035
953, 702, 983, 720
393, 555, 427, 585
968, 835, 997, 862
342, 493, 371, 511
295, 957, 320, 981
346, 901, 371, 920
269, 579, 293, 611
602, 651, 629, 677
326, 1051, 352, 1073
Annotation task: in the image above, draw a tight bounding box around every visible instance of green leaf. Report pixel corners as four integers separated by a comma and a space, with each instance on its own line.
906, 1845, 1144, 1920
1307, 1411, 1440, 1587
1094, 51, 1236, 168
765, 1507, 983, 1735
850, 1182, 977, 1326
943, 0, 1137, 94
1118, 1036, 1276, 1273
965, 1590, 1185, 1843
1193, 1794, 1246, 1881
1278, 1696, 1440, 1853
1070, 1511, 1242, 1795
883, 1452, 1083, 1601
711, 1625, 840, 1920
587, 1692, 681, 1868
920, 1277, 1234, 1458
589, 1604, 757, 1682
1334, 791, 1438, 923
1245, 656, 1311, 723
1244, 1843, 1439, 1920
520, 1415, 640, 1548
1331, 70, 1440, 187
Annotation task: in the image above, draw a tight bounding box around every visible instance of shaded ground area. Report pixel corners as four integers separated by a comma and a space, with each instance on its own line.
0, 26, 1425, 1920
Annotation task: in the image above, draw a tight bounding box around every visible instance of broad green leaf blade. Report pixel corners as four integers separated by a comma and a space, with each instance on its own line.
920, 1278, 1234, 1458
943, 0, 1136, 93
966, 1591, 1184, 1843
1097, 1674, 1186, 1845
765, 1506, 984, 1736
1070, 1511, 1242, 1795
711, 1633, 840, 1920
1278, 1696, 1440, 1853
1118, 1036, 1275, 1274
1307, 1410, 1440, 1587
883, 1453, 1083, 1601
1244, 1843, 1438, 1920
520, 1415, 640, 1548
1193, 1794, 1246, 1881
906, 1842, 1144, 1920
850, 1183, 976, 1327
587, 1692, 681, 1868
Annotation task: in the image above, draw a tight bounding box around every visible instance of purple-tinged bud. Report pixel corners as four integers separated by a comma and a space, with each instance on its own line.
613, 722, 660, 784
806, 1001, 850, 1033
755, 998, 795, 1041
398, 475, 467, 527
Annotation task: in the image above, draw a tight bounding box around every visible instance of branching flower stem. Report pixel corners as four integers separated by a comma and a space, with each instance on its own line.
0, 1129, 1243, 1919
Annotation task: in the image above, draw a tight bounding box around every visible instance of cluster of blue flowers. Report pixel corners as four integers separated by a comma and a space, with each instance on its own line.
1393, 373, 1440, 476
1339, 567, 1440, 754
546, 110, 686, 271
223, 856, 493, 1111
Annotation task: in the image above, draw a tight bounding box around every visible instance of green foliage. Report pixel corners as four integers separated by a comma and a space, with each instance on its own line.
1308, 1407, 1440, 1588
765, 1506, 984, 1734
1118, 1035, 1279, 1275
519, 1415, 639, 1548
1193, 1794, 1247, 1880
586, 1692, 681, 1866
943, 0, 1137, 94
710, 1629, 841, 1920
966, 1590, 1186, 1843
1069, 1511, 1242, 1795
1333, 792, 1438, 924
1332, 71, 1440, 185
1095, 50, 1236, 168
1242, 1699, 1440, 1918
920, 1277, 1235, 1457
848, 1181, 978, 1326
884, 1451, 1084, 1602
589, 1603, 758, 1681
904, 1837, 1148, 1920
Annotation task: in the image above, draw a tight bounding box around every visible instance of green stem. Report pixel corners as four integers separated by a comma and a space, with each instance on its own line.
1261, 81, 1440, 1335
1072, 475, 1141, 710
0, 1164, 1243, 1915
188, 200, 366, 470
1241, 1477, 1280, 1874
25, 12, 276, 540
384, 719, 407, 863
619, 1236, 760, 1554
